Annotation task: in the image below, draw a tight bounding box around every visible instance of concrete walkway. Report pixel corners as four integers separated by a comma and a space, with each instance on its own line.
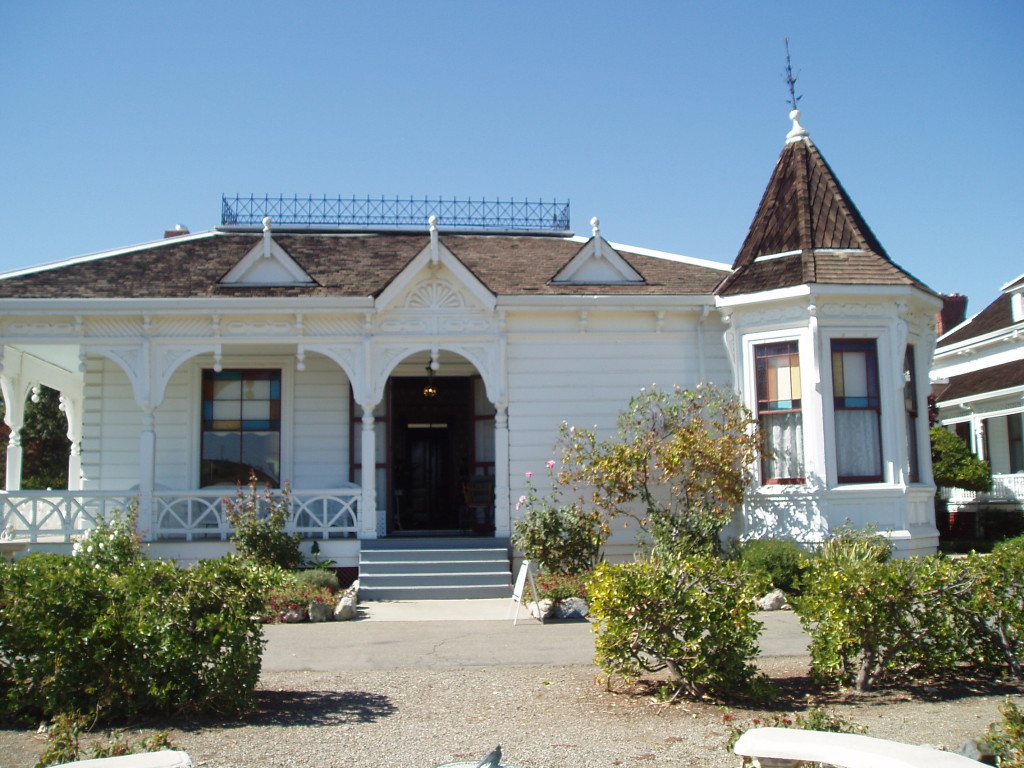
261, 599, 809, 672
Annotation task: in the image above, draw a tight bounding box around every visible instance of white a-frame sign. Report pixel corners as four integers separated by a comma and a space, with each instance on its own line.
509, 559, 543, 625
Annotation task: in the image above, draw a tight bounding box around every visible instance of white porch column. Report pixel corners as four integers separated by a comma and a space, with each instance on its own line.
0, 373, 25, 491
60, 394, 83, 491
137, 404, 156, 539
359, 402, 379, 539
493, 400, 510, 537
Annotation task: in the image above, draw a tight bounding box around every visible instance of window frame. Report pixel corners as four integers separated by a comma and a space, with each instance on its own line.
831, 338, 883, 484
199, 366, 284, 488
754, 340, 805, 485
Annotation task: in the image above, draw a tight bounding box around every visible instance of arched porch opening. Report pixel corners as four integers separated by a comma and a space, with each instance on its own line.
356, 349, 496, 536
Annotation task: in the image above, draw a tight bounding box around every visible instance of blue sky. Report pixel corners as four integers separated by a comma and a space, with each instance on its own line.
2, 2, 1021, 316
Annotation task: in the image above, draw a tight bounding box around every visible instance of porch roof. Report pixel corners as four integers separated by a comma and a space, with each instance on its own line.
936, 357, 1024, 403
0, 231, 728, 300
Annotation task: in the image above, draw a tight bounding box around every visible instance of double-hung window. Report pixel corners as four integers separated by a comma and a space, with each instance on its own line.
201, 369, 282, 487
832, 339, 882, 483
755, 341, 804, 484
903, 346, 920, 482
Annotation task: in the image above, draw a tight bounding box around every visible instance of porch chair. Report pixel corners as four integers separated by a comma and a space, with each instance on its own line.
460, 476, 494, 534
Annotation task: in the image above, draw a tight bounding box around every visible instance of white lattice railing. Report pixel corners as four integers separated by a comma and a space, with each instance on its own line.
1, 487, 361, 543
0, 492, 136, 543
940, 473, 1024, 506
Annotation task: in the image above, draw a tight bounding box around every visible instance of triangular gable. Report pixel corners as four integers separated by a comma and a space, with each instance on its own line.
375, 236, 496, 312
220, 237, 315, 286
552, 236, 644, 284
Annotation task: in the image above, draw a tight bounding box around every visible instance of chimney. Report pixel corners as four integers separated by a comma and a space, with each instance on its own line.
164, 224, 190, 238
937, 293, 968, 336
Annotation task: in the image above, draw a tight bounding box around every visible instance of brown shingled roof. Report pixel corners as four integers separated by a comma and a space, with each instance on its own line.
0, 231, 727, 299
937, 357, 1024, 402
937, 292, 1015, 348
716, 136, 933, 297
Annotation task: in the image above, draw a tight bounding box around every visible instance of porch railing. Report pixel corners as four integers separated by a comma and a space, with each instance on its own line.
0, 487, 361, 543
939, 473, 1024, 507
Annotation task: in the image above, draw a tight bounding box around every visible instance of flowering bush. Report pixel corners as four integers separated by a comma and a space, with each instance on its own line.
224, 473, 302, 570
511, 463, 608, 575
534, 570, 588, 602
71, 505, 142, 573
263, 574, 336, 622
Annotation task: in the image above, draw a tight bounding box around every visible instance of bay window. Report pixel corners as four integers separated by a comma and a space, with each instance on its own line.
755, 341, 804, 483
832, 339, 882, 483
904, 346, 920, 482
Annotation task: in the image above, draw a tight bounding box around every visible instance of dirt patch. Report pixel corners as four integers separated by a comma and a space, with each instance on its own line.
1, 658, 1020, 768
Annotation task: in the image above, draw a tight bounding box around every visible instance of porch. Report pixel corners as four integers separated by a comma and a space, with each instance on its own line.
0, 487, 362, 544
938, 472, 1024, 543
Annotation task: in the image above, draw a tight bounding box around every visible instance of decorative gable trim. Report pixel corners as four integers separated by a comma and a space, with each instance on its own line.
552, 219, 644, 284
220, 235, 315, 286
375, 233, 496, 313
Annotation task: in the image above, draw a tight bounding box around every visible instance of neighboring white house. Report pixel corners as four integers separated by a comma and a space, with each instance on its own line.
0, 110, 943, 572
932, 274, 1024, 516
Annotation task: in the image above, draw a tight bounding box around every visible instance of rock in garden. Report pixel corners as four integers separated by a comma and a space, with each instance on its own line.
556, 597, 590, 619
757, 589, 789, 611
282, 609, 305, 623
529, 599, 554, 619
308, 601, 334, 622
334, 595, 357, 621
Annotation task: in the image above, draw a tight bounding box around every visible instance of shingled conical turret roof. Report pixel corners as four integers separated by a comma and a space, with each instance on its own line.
715, 110, 933, 297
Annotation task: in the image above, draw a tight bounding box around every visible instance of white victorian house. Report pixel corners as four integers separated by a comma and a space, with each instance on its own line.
0, 112, 943, 594
932, 274, 1024, 520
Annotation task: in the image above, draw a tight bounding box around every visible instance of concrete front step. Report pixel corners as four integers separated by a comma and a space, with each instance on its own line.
359, 559, 509, 575
359, 583, 512, 600
358, 537, 511, 601
360, 547, 509, 564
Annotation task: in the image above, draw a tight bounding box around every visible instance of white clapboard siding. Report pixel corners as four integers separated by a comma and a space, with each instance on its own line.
291, 355, 349, 488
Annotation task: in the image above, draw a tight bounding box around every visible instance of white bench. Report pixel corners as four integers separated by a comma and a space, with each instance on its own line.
733, 728, 984, 768
55, 751, 192, 768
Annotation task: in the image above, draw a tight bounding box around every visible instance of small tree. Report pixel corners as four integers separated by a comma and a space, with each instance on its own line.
558, 384, 762, 555
931, 425, 991, 493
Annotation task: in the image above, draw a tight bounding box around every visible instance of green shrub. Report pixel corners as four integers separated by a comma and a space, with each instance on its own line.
724, 706, 867, 756
0, 551, 270, 723
35, 713, 177, 768
512, 503, 605, 575
731, 538, 807, 594
964, 537, 1024, 677
587, 553, 772, 702
792, 551, 972, 692
225, 473, 302, 569
295, 567, 340, 593
987, 697, 1024, 768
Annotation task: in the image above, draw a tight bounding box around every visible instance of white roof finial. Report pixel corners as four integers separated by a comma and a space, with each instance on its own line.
262, 216, 272, 232
786, 109, 809, 143
428, 215, 439, 265
590, 217, 600, 238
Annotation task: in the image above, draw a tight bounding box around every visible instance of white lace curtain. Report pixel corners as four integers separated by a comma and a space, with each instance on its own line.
835, 410, 881, 480
762, 412, 804, 480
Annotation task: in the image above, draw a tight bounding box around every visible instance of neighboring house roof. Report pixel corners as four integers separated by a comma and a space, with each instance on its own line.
716, 117, 933, 297
937, 292, 1014, 348
937, 357, 1024, 403
0, 232, 728, 300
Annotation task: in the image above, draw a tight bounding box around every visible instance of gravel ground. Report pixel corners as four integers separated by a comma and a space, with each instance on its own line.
2, 657, 1019, 768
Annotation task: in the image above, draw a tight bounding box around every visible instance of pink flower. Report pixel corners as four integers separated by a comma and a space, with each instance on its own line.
525, 471, 533, 478
519, 495, 527, 504
546, 460, 556, 469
